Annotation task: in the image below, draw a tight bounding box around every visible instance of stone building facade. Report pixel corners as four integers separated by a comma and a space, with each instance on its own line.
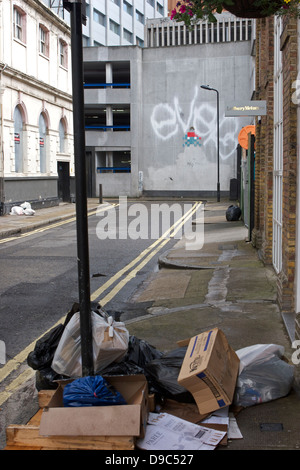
0, 0, 74, 212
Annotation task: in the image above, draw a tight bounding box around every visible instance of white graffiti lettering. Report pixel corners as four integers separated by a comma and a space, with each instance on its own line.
150, 85, 240, 160
150, 102, 178, 141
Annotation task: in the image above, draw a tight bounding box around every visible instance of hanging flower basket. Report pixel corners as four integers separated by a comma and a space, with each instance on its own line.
170, 0, 300, 26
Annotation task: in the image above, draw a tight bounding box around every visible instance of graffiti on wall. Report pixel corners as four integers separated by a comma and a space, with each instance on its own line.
150, 85, 240, 160
183, 127, 202, 147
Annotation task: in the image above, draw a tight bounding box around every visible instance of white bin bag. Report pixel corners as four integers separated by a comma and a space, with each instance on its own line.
233, 344, 294, 407
52, 310, 129, 377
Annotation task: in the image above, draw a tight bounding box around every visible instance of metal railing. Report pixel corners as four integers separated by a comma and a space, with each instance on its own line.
84, 83, 130, 88
85, 125, 130, 130
145, 16, 252, 48
97, 166, 131, 173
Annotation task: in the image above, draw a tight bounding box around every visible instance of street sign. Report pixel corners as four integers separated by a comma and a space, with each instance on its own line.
225, 101, 266, 117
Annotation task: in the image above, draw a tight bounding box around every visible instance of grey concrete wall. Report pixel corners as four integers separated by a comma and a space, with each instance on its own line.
86, 130, 131, 148
96, 173, 132, 198
139, 41, 253, 196
4, 177, 59, 212
83, 40, 253, 197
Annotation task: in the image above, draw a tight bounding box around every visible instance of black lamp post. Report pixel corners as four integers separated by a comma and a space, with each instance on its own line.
63, 0, 94, 376
200, 85, 220, 202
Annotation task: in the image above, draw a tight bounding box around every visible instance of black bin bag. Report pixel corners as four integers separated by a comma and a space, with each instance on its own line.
101, 335, 163, 376
226, 205, 241, 221
145, 347, 195, 403
27, 324, 64, 371
27, 303, 79, 390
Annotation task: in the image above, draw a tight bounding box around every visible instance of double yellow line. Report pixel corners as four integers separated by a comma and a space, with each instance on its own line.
0, 201, 201, 406
94, 201, 201, 306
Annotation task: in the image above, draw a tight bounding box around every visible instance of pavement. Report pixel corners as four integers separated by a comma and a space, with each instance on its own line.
1, 197, 300, 450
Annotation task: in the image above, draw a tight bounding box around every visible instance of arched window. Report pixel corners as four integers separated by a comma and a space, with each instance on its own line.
39, 113, 47, 173
14, 106, 23, 173
59, 118, 66, 153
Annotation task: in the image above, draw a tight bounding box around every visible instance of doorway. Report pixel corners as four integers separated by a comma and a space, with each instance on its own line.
57, 161, 70, 202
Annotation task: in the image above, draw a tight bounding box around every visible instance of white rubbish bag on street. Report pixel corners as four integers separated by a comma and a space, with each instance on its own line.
233, 344, 294, 407
20, 201, 31, 210
10, 202, 35, 216
21, 201, 35, 216
52, 310, 129, 377
10, 206, 25, 215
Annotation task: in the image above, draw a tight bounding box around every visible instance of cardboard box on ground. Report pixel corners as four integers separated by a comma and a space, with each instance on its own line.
177, 328, 240, 415
39, 375, 148, 437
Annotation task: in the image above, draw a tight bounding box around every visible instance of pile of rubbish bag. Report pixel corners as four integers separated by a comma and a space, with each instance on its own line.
27, 303, 196, 403
10, 201, 35, 216
27, 303, 295, 409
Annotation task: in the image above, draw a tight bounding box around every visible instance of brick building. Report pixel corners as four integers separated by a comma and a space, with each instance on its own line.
253, 14, 299, 342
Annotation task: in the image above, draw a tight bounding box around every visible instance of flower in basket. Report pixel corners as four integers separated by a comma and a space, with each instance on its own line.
170, 0, 300, 26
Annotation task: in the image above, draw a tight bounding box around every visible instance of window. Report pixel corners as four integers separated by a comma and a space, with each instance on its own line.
109, 19, 120, 35
59, 119, 66, 153
59, 39, 68, 68
14, 106, 23, 173
93, 8, 106, 26
82, 36, 90, 47
156, 2, 164, 15
39, 113, 47, 173
110, 0, 120, 6
123, 28, 132, 43
39, 25, 49, 57
13, 6, 26, 42
97, 151, 131, 173
123, 1, 133, 15
146, 0, 154, 7
136, 9, 144, 24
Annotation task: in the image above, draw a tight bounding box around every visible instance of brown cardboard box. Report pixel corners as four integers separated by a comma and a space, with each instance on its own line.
39, 375, 148, 437
177, 328, 239, 415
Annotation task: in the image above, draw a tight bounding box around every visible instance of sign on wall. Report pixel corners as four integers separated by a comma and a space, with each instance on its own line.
225, 101, 266, 117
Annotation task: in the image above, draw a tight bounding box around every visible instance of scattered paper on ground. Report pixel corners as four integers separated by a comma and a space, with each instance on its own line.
136, 412, 226, 450
201, 407, 243, 440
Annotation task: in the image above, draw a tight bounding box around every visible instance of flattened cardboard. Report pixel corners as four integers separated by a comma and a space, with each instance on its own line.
177, 328, 239, 415
39, 374, 148, 437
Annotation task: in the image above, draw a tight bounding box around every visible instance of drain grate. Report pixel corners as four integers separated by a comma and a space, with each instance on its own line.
218, 244, 238, 250
260, 423, 284, 432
